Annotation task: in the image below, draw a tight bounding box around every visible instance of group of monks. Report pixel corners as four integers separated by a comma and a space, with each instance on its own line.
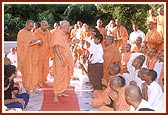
15, 7, 164, 111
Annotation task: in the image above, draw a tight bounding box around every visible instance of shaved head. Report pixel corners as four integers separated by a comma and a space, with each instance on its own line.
25, 20, 34, 31
40, 20, 49, 31
59, 20, 70, 33
125, 85, 142, 102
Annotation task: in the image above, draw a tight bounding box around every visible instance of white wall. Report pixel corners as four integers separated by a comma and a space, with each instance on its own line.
3, 41, 17, 56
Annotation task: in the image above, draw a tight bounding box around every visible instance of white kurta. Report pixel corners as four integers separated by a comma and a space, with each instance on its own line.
147, 81, 164, 111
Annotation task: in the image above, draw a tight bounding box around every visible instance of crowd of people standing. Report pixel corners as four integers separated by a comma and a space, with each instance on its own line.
3, 7, 165, 111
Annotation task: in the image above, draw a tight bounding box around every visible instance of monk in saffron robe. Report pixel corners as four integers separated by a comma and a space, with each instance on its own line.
111, 19, 128, 48
103, 36, 121, 83
50, 20, 74, 102
17, 20, 39, 93
131, 37, 142, 53
50, 22, 59, 33
99, 76, 129, 111
34, 20, 52, 87
91, 64, 121, 108
70, 24, 78, 40
146, 9, 157, 30
81, 23, 91, 40
157, 8, 164, 50
121, 43, 131, 73
95, 19, 107, 46
146, 48, 158, 69
144, 21, 162, 53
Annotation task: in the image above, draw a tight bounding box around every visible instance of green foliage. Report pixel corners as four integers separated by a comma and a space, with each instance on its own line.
63, 4, 97, 26
96, 3, 164, 34
4, 3, 165, 41
4, 4, 69, 41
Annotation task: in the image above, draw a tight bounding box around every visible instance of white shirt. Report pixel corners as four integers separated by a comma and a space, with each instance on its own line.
76, 27, 84, 39
152, 93, 165, 111
86, 36, 97, 59
130, 99, 153, 111
153, 60, 163, 82
129, 29, 145, 45
147, 81, 164, 111
89, 44, 104, 64
7, 52, 17, 64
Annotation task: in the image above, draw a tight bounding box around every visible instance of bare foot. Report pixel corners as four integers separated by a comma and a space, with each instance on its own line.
54, 95, 59, 102
58, 93, 69, 97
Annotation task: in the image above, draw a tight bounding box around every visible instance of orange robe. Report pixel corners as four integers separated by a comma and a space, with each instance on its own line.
147, 15, 157, 30
99, 105, 114, 111
96, 27, 107, 39
65, 32, 71, 43
157, 14, 164, 50
92, 90, 103, 98
121, 52, 131, 72
96, 27, 107, 46
98, 86, 129, 111
103, 44, 122, 82
111, 26, 128, 48
91, 87, 111, 108
146, 56, 158, 69
70, 28, 77, 40
145, 29, 162, 52
81, 29, 90, 40
158, 63, 164, 86
34, 28, 52, 85
115, 87, 129, 111
17, 28, 39, 92
157, 15, 164, 39
132, 45, 141, 53
50, 29, 74, 95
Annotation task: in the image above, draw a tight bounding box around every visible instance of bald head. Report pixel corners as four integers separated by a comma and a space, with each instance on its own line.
26, 20, 34, 25
104, 35, 114, 46
147, 21, 155, 30
110, 76, 125, 91
60, 20, 70, 33
125, 85, 142, 102
40, 20, 49, 31
108, 63, 120, 76
41, 20, 47, 25
25, 20, 34, 31
137, 55, 145, 65
132, 55, 145, 69
125, 43, 131, 52
115, 19, 122, 26
138, 67, 148, 80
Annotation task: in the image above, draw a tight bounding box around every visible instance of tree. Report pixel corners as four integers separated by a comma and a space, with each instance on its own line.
63, 4, 98, 26
96, 3, 164, 34
3, 3, 165, 41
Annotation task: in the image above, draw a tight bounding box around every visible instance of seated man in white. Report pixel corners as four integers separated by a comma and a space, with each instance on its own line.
7, 47, 17, 67
153, 50, 164, 82
124, 85, 154, 111
122, 54, 147, 90
142, 69, 164, 111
